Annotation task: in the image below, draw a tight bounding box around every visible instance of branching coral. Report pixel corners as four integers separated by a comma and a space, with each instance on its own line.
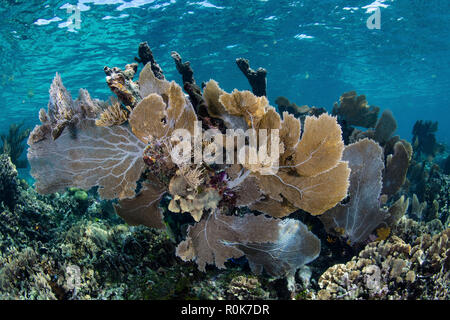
235, 58, 267, 97
275, 96, 326, 125
176, 211, 320, 278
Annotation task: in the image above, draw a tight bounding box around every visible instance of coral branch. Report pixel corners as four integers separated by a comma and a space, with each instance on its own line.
176, 211, 320, 278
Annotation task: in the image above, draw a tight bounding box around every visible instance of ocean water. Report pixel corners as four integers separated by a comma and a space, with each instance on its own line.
1, 0, 449, 149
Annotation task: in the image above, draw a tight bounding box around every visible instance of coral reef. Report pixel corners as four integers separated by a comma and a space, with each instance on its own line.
332, 91, 379, 129
275, 96, 326, 125
406, 157, 449, 223
443, 155, 450, 175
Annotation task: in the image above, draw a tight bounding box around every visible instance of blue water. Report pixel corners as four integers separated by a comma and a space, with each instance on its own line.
1, 0, 449, 157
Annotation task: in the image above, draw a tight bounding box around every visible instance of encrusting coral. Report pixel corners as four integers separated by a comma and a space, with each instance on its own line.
26, 43, 353, 279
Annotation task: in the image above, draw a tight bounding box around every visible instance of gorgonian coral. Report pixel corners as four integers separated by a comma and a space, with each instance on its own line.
27, 43, 354, 278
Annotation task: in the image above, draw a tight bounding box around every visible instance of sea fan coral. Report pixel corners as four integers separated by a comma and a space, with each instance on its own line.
246, 111, 350, 217
27, 43, 353, 278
